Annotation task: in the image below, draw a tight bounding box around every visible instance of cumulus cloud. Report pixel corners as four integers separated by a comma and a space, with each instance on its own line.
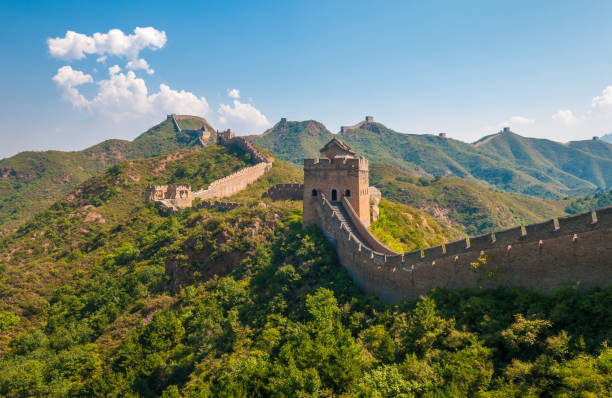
52, 65, 208, 121
509, 116, 535, 125
218, 99, 270, 133
227, 88, 240, 98
592, 86, 612, 108
96, 55, 107, 63
47, 27, 166, 61
499, 115, 535, 128
52, 66, 93, 107
552, 109, 577, 126
126, 58, 154, 74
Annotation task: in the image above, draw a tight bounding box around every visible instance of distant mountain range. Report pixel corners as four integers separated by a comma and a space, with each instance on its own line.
252, 118, 612, 199
0, 117, 207, 233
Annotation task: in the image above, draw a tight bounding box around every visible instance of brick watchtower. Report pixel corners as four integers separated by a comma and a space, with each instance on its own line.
303, 138, 370, 227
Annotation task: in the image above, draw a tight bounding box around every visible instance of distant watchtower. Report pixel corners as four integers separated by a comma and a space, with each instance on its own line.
303, 139, 370, 227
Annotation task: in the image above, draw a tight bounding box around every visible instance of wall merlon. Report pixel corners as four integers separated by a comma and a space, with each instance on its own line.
524, 219, 557, 240
596, 206, 612, 227
423, 245, 445, 258
557, 211, 596, 233
403, 250, 423, 264
492, 226, 523, 246
468, 233, 493, 250
444, 239, 468, 256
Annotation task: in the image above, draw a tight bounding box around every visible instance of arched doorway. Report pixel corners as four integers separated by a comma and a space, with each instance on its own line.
331, 189, 338, 201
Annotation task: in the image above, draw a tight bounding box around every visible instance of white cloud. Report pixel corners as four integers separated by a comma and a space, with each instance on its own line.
228, 88, 240, 98
509, 116, 535, 125
96, 55, 107, 63
47, 27, 166, 61
592, 86, 612, 108
218, 99, 270, 133
552, 109, 577, 126
52, 66, 93, 107
498, 115, 535, 128
126, 58, 154, 74
108, 65, 121, 75
53, 65, 208, 121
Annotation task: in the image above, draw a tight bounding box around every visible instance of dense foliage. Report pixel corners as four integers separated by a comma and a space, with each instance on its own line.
0, 143, 609, 397
369, 164, 567, 235
0, 208, 610, 397
565, 189, 612, 214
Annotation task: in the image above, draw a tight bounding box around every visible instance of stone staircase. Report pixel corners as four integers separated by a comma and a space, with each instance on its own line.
328, 201, 370, 248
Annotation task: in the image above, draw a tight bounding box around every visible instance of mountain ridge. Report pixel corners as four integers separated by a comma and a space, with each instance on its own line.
0, 116, 209, 234
252, 117, 612, 198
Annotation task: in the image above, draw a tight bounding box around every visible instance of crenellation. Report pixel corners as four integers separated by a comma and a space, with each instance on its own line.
468, 233, 493, 250
524, 219, 557, 240
557, 211, 597, 233
491, 226, 523, 246
422, 245, 444, 258
444, 239, 468, 256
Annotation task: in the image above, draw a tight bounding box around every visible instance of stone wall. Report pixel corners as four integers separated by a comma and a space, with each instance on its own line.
193, 162, 272, 201
193, 200, 242, 211
219, 132, 272, 164
314, 194, 612, 303
145, 185, 193, 209
263, 184, 304, 200
146, 132, 273, 210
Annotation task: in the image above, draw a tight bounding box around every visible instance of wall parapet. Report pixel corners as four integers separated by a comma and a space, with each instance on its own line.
314, 193, 612, 302
263, 183, 304, 200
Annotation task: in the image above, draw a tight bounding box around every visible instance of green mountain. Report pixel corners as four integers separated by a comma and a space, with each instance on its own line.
0, 143, 609, 396
251, 119, 333, 164
0, 117, 209, 235
253, 118, 612, 199
369, 163, 568, 235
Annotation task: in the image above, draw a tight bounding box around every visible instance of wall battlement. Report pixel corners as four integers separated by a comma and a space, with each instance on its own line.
304, 157, 367, 170
263, 184, 304, 200
313, 192, 612, 302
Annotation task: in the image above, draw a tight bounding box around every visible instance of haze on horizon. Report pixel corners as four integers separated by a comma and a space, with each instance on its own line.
2, 0, 612, 159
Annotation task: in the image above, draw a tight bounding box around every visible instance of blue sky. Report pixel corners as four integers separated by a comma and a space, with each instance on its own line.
2, 0, 612, 158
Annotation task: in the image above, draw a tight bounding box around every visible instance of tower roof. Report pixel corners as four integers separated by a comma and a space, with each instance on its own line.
320, 138, 356, 159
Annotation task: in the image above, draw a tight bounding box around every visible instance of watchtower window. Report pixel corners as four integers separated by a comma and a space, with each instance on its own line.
331, 189, 338, 201
311, 189, 317, 197
345, 189, 351, 197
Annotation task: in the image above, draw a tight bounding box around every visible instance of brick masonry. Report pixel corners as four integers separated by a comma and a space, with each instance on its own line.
146, 127, 273, 211
313, 193, 612, 302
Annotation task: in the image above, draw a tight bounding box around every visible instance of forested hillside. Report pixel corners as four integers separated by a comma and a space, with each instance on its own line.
369, 163, 568, 235
0, 143, 609, 397
0, 117, 207, 235
253, 118, 612, 199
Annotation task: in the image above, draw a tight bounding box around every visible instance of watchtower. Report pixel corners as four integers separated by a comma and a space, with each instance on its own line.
303, 138, 370, 227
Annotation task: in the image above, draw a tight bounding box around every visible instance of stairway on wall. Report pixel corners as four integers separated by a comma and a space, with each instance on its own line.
328, 201, 371, 249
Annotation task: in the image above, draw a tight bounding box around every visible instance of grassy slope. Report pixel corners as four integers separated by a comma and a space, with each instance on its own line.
0, 117, 206, 234
250, 120, 334, 165
370, 198, 464, 252
370, 163, 568, 235
479, 132, 612, 193
0, 144, 609, 396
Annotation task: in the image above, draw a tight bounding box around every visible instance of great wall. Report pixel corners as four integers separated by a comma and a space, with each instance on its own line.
146, 120, 273, 212
296, 135, 612, 303
147, 116, 612, 302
